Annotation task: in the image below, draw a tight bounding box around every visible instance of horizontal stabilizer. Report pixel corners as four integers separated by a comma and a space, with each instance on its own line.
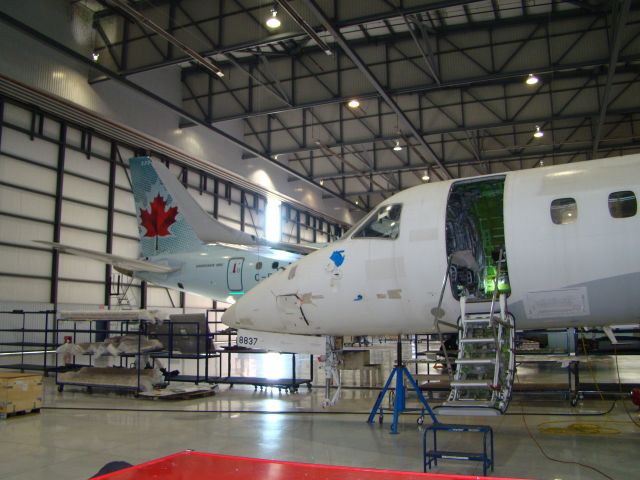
58, 309, 168, 323
34, 241, 178, 274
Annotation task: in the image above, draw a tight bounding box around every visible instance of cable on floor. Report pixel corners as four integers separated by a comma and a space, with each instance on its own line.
504, 400, 616, 417
579, 332, 640, 429
579, 334, 605, 401
613, 345, 640, 429
520, 405, 617, 480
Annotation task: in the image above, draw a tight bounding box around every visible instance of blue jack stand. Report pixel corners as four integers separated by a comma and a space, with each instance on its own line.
367, 337, 438, 434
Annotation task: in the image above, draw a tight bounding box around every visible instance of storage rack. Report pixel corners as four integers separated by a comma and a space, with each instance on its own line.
148, 311, 221, 385
54, 314, 164, 395
0, 310, 57, 375
159, 309, 314, 392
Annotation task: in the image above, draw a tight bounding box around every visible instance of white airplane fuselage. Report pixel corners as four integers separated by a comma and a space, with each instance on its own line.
136, 244, 300, 302
223, 155, 640, 336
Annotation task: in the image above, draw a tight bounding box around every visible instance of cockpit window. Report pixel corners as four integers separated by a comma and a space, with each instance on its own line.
352, 204, 402, 239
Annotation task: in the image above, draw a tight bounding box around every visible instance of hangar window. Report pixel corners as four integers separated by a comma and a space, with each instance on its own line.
550, 198, 577, 225
608, 191, 636, 218
352, 204, 402, 239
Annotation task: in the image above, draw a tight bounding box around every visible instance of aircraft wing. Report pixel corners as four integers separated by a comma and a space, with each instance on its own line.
34, 241, 178, 274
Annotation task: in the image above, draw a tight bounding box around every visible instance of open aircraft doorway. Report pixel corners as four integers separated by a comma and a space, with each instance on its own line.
445, 177, 511, 301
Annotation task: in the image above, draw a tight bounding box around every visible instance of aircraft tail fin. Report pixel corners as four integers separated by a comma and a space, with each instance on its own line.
129, 156, 256, 257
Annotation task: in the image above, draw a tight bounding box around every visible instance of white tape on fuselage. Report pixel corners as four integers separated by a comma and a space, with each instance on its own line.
236, 329, 325, 355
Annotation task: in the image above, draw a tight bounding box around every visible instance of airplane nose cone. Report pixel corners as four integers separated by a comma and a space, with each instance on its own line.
221, 303, 238, 328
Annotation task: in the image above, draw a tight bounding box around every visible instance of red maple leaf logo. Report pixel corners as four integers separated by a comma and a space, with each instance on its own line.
140, 194, 178, 238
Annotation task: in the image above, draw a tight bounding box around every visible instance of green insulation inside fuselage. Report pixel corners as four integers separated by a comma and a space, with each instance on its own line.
446, 177, 511, 299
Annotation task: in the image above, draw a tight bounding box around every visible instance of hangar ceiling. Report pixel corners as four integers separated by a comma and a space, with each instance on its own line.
18, 1, 640, 211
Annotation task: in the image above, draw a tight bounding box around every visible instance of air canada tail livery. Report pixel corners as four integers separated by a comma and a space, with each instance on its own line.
37, 157, 314, 302
222, 154, 640, 413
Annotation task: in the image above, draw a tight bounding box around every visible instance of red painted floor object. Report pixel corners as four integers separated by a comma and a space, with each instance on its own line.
93, 451, 528, 480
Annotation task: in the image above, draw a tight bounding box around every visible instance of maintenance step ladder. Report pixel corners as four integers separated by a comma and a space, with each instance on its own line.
111, 274, 136, 309
437, 294, 516, 416
423, 422, 494, 476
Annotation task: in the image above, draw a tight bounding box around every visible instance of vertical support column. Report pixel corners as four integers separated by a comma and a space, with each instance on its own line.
121, 18, 129, 71
97, 141, 118, 341
240, 191, 245, 232
213, 178, 219, 218
140, 281, 147, 309
0, 97, 4, 149
208, 72, 213, 122
50, 123, 67, 309
104, 142, 117, 308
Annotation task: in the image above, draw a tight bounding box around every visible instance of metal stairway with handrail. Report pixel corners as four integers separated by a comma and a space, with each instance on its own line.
432, 249, 516, 416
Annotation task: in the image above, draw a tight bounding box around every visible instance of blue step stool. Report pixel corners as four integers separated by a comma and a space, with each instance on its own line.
423, 422, 494, 476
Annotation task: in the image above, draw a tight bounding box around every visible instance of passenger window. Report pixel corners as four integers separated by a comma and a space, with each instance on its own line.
608, 191, 636, 218
550, 198, 577, 225
272, 261, 279, 269
255, 262, 262, 270
352, 204, 402, 239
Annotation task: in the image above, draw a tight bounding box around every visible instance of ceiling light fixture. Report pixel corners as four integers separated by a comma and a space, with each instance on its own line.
266, 7, 281, 28
319, 179, 324, 186
91, 52, 99, 62
347, 99, 360, 108
526, 73, 539, 85
421, 172, 430, 181
533, 125, 544, 138
393, 139, 402, 151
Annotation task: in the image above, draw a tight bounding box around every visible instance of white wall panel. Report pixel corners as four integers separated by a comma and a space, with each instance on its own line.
63, 174, 108, 205
59, 227, 105, 248
112, 237, 140, 258
66, 126, 83, 150
114, 166, 132, 190
1, 130, 59, 169
57, 281, 103, 305
61, 200, 107, 231
193, 191, 214, 214
184, 293, 213, 309
42, 117, 61, 139
0, 216, 53, 244
58, 254, 105, 281
218, 200, 240, 223
0, 277, 50, 303
0, 185, 55, 220
3, 103, 31, 130
146, 286, 179, 308
112, 211, 139, 237
65, 149, 110, 182
0, 154, 57, 193
114, 188, 135, 213
0, 245, 51, 277
91, 137, 112, 158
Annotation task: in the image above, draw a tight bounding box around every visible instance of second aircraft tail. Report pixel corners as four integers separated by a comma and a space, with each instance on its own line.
129, 156, 256, 258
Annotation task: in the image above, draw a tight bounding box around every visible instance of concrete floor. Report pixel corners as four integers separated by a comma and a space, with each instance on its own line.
1, 342, 639, 480
0, 371, 639, 480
